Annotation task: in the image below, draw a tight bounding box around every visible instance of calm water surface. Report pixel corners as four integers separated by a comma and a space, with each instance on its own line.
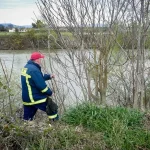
0, 50, 58, 73
0, 50, 82, 106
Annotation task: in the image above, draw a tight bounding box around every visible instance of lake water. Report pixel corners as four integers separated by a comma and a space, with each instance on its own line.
0, 50, 55, 73
2, 49, 150, 109
0, 50, 84, 108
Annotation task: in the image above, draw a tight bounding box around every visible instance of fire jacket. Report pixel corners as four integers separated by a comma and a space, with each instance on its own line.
21, 60, 53, 105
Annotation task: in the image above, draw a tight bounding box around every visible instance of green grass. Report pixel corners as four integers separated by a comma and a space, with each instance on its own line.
61, 31, 73, 36
0, 32, 27, 37
0, 32, 45, 36
0, 121, 106, 150
0, 31, 72, 36
0, 32, 15, 36
62, 103, 150, 150
1, 103, 150, 150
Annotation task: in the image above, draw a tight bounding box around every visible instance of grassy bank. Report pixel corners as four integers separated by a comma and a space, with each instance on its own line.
0, 30, 70, 50
0, 103, 150, 150
63, 103, 150, 149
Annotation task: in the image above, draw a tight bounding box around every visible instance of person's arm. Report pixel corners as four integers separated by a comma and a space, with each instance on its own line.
43, 74, 55, 81
31, 71, 53, 96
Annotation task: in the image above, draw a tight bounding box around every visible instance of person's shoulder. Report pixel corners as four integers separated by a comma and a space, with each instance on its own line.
26, 63, 39, 73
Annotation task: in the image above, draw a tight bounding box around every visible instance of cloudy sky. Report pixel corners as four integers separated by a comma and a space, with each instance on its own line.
0, 0, 40, 25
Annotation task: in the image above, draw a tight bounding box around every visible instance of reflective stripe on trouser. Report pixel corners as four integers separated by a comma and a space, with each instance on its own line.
46, 97, 58, 120
48, 114, 58, 119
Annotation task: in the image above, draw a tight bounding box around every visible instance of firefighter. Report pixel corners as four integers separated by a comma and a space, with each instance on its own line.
21, 51, 58, 122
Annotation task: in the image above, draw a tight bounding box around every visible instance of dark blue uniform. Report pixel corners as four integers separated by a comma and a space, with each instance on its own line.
21, 60, 58, 120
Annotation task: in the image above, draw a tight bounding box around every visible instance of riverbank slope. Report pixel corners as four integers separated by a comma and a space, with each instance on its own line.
0, 103, 150, 150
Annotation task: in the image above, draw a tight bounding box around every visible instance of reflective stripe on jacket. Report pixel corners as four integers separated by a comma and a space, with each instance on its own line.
21, 60, 53, 105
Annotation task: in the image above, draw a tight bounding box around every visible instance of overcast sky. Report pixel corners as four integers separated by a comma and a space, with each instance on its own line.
0, 0, 40, 25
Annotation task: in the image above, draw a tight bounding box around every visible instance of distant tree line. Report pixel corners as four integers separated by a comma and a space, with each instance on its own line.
32, 20, 45, 28
0, 25, 8, 32
0, 20, 45, 32
0, 29, 59, 50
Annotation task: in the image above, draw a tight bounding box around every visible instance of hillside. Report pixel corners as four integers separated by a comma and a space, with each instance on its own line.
0, 23, 32, 29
